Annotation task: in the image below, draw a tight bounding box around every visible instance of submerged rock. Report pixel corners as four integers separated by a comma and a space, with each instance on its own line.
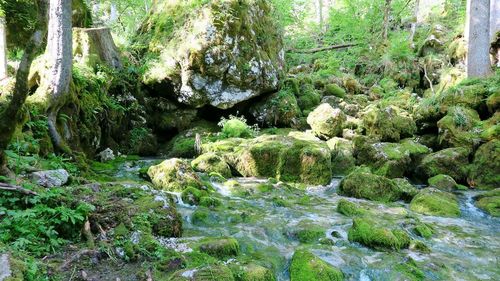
475, 189, 500, 217
337, 199, 366, 216
139, 0, 284, 109
171, 264, 235, 281
197, 237, 240, 259
409, 188, 460, 217
348, 218, 411, 251
468, 140, 500, 190
307, 103, 346, 139
289, 250, 344, 281
31, 169, 70, 188
147, 158, 202, 191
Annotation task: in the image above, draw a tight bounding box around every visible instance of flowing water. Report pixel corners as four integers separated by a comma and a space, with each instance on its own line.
116, 160, 500, 281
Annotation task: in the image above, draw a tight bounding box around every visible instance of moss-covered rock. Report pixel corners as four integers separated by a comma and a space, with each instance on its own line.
233, 263, 276, 281
353, 137, 431, 178
324, 84, 347, 98
326, 137, 356, 176
249, 88, 301, 127
392, 178, 419, 202
475, 189, 500, 217
348, 218, 410, 250
361, 105, 416, 142
339, 167, 404, 202
192, 153, 232, 178
170, 264, 235, 281
138, 0, 285, 109
181, 187, 209, 205
409, 188, 460, 217
289, 250, 344, 281
416, 147, 470, 182
337, 199, 365, 216
198, 237, 240, 259
428, 174, 457, 191
413, 223, 434, 238
437, 107, 481, 149
468, 140, 500, 190
307, 103, 346, 139
164, 121, 219, 158
293, 221, 326, 244
148, 158, 202, 191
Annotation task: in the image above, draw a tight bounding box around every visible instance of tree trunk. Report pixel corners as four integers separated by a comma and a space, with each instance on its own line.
382, 0, 392, 42
73, 27, 122, 69
0, 0, 48, 175
316, 0, 324, 31
466, 0, 491, 77
490, 0, 500, 41
0, 16, 7, 80
409, 0, 420, 48
45, 0, 73, 154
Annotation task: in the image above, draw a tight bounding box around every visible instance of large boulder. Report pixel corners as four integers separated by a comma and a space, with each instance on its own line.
437, 107, 481, 149
31, 169, 70, 188
191, 152, 232, 178
147, 158, 202, 191
468, 140, 500, 190
204, 134, 332, 185
475, 189, 500, 217
348, 218, 410, 251
409, 188, 460, 217
326, 137, 356, 175
307, 103, 346, 139
249, 88, 301, 127
138, 0, 285, 109
354, 137, 431, 178
290, 250, 344, 281
415, 147, 470, 182
361, 105, 416, 142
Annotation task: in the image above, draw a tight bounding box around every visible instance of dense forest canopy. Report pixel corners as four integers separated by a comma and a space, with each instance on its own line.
0, 0, 499, 280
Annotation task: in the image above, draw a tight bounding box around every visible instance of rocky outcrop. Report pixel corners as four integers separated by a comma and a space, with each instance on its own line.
468, 140, 500, 190
307, 103, 346, 139
138, 0, 285, 109
31, 169, 70, 188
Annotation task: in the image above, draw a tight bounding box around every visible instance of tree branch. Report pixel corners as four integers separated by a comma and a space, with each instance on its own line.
0, 182, 37, 195
287, 43, 357, 54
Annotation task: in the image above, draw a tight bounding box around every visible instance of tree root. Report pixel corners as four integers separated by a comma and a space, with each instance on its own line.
0, 182, 37, 195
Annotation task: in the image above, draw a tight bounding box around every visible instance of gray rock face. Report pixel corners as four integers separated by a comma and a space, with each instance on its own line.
0, 254, 11, 281
97, 148, 115, 162
31, 169, 70, 188
139, 0, 285, 109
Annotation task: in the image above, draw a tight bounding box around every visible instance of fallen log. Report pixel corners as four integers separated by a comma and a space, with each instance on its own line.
287, 43, 357, 54
0, 182, 37, 195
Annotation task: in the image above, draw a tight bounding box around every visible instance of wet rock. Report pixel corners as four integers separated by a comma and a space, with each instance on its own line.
231, 263, 275, 281
31, 169, 70, 188
249, 89, 301, 127
197, 237, 240, 259
416, 147, 470, 182
171, 265, 235, 281
409, 188, 460, 217
191, 153, 232, 178
468, 140, 500, 190
181, 187, 208, 206
97, 147, 115, 162
290, 250, 344, 281
428, 174, 457, 191
307, 103, 346, 139
361, 105, 416, 142
348, 218, 410, 251
0, 254, 11, 281
392, 178, 419, 202
147, 158, 202, 191
337, 199, 365, 216
339, 167, 404, 202
293, 220, 326, 244
475, 189, 500, 217
139, 0, 284, 109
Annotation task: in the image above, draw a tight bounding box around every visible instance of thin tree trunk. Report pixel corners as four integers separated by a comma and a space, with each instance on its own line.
316, 0, 324, 31
46, 0, 73, 154
490, 0, 500, 41
0, 0, 48, 175
0, 16, 7, 80
466, 0, 491, 77
382, 0, 392, 42
409, 0, 420, 48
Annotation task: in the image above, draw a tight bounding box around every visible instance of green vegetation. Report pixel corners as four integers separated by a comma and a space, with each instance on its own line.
289, 250, 344, 281
348, 218, 411, 251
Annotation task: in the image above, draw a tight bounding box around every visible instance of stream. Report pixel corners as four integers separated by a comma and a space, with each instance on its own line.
116, 159, 500, 281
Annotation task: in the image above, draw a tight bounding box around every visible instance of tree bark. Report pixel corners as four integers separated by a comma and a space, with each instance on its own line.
0, 16, 7, 80
73, 27, 122, 69
382, 0, 392, 42
45, 0, 73, 154
409, 0, 420, 48
287, 43, 357, 53
0, 0, 48, 176
466, 0, 491, 77
316, 0, 324, 31
490, 0, 500, 41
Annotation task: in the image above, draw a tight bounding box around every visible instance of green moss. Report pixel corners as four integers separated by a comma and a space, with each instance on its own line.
324, 84, 346, 98
362, 105, 416, 142
222, 119, 254, 138
232, 264, 276, 281
409, 188, 460, 217
468, 140, 500, 190
147, 158, 202, 191
416, 147, 470, 182
199, 196, 222, 209
394, 258, 425, 281
339, 168, 403, 202
428, 174, 457, 191
414, 223, 434, 238
289, 250, 344, 281
294, 221, 326, 244
475, 188, 500, 217
171, 264, 235, 281
192, 153, 232, 178
437, 107, 481, 149
337, 199, 365, 216
306, 103, 346, 139
348, 218, 410, 250
181, 187, 209, 205
198, 237, 240, 259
